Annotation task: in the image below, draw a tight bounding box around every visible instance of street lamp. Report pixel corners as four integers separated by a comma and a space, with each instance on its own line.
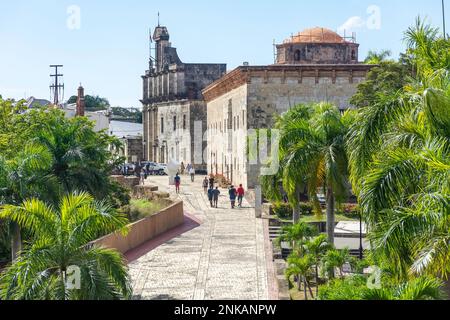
359, 211, 364, 260
443, 0, 447, 39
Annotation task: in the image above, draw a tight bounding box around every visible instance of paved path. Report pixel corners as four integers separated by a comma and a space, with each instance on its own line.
129, 175, 272, 300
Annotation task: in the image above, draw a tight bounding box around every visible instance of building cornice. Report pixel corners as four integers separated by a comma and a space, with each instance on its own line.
202, 64, 376, 103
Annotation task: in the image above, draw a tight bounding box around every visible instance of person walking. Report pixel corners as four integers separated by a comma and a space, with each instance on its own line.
237, 184, 245, 208
203, 177, 209, 194
174, 173, 181, 194
212, 187, 220, 208
180, 162, 185, 175
186, 163, 192, 175
189, 166, 196, 182
207, 186, 214, 207
140, 168, 146, 186
209, 176, 215, 189
229, 185, 237, 209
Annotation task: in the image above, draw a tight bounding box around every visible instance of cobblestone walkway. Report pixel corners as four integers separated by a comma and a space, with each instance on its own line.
129, 175, 270, 300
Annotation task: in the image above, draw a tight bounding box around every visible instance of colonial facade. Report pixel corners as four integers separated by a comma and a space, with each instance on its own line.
203, 27, 374, 189
141, 25, 226, 170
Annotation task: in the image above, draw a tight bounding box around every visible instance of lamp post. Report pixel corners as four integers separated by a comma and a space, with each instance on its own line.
359, 212, 364, 260
443, 0, 447, 39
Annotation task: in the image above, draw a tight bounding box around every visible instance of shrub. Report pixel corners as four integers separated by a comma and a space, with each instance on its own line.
318, 275, 370, 300
339, 203, 360, 219
272, 203, 292, 220
299, 202, 314, 215
126, 199, 170, 222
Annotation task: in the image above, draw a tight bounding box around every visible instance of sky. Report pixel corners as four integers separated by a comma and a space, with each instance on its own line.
0, 0, 448, 108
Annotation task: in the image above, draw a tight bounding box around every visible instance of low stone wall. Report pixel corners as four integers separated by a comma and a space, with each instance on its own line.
111, 175, 140, 190
90, 200, 184, 254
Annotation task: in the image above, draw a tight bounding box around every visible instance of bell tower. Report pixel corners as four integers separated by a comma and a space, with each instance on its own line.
153, 25, 170, 72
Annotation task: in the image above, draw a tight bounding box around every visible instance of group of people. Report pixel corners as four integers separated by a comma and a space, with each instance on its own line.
180, 162, 196, 182
173, 171, 246, 209
203, 177, 245, 209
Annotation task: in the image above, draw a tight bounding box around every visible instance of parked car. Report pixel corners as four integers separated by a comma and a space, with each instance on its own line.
141, 162, 167, 175
121, 163, 136, 176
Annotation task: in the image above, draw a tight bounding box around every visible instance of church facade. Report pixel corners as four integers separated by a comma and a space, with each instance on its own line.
141, 25, 226, 170
203, 27, 374, 189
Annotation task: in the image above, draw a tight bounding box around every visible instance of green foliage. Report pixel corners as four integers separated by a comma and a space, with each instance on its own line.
67, 95, 110, 111
346, 17, 450, 280
318, 275, 369, 300
262, 102, 351, 242
111, 107, 142, 124
272, 203, 292, 220
364, 49, 393, 64
127, 199, 168, 222
0, 192, 131, 300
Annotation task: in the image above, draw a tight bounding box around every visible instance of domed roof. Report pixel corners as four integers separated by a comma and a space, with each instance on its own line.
284, 27, 346, 44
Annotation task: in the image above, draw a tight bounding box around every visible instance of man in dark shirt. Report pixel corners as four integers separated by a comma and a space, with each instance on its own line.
229, 186, 237, 209
212, 187, 220, 208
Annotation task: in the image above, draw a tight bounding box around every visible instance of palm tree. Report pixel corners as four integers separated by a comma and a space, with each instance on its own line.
346, 17, 450, 280
0, 144, 56, 261
278, 221, 317, 255
268, 103, 350, 244
305, 235, 331, 295
322, 248, 351, 279
364, 49, 392, 64
0, 192, 131, 300
286, 254, 314, 300
363, 276, 445, 300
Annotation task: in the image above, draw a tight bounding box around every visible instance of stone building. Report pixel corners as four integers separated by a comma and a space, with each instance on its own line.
141, 25, 226, 171
203, 27, 374, 189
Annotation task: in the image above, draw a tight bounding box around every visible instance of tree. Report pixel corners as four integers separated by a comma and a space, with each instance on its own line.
0, 192, 131, 300
362, 276, 445, 300
286, 254, 314, 300
278, 221, 317, 255
304, 235, 331, 295
346, 17, 450, 280
111, 107, 143, 124
321, 248, 351, 279
0, 144, 56, 261
67, 95, 110, 112
364, 49, 392, 64
264, 103, 351, 244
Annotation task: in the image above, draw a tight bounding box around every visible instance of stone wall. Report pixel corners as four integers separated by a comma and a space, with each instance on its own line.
207, 84, 249, 188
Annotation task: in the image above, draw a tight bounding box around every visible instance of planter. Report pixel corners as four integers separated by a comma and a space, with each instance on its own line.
89, 200, 184, 255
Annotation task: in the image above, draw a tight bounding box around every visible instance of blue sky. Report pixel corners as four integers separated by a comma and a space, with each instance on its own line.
0, 0, 447, 108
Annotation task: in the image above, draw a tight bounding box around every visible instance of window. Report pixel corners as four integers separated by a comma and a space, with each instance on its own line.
294, 49, 301, 61
183, 115, 187, 130
237, 116, 240, 130
351, 50, 356, 60
173, 116, 177, 131
161, 117, 164, 134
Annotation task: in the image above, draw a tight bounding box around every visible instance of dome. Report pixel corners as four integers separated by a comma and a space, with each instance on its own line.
284, 27, 346, 44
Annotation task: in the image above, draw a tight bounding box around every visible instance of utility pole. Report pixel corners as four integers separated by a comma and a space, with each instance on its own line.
443, 0, 447, 39
50, 65, 64, 105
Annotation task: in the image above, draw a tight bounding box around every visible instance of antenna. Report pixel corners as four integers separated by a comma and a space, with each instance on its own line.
49, 65, 64, 105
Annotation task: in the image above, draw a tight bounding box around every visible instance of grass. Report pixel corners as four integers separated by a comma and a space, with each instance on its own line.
299, 213, 358, 223
128, 199, 171, 222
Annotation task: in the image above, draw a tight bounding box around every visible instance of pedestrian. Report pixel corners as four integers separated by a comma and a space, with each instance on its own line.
203, 176, 209, 193
229, 185, 237, 209
207, 186, 214, 207
180, 162, 185, 175
189, 167, 196, 182
209, 176, 215, 189
237, 184, 245, 208
174, 173, 181, 194
186, 163, 192, 175
212, 187, 220, 208
140, 168, 146, 186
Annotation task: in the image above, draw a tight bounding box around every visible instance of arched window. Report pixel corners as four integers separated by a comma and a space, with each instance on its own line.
294, 49, 301, 61
351, 50, 356, 60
